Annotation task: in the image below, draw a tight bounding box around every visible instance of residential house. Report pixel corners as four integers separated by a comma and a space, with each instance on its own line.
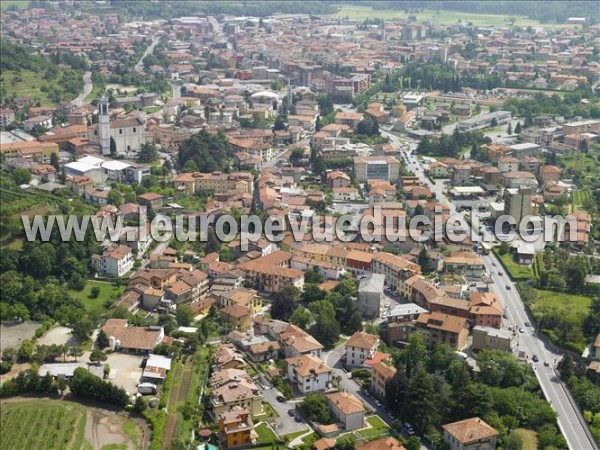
357, 274, 385, 318
326, 392, 365, 431
345, 332, 379, 368
221, 305, 252, 332
444, 253, 485, 278
247, 341, 280, 363
238, 257, 304, 293
137, 192, 165, 209
327, 171, 352, 188
218, 408, 255, 449
472, 326, 513, 352
211, 378, 263, 417
469, 292, 503, 328
102, 319, 164, 353
415, 312, 469, 350
442, 417, 499, 450
279, 324, 323, 358
371, 361, 397, 399
357, 437, 406, 450
286, 354, 332, 394
371, 252, 421, 293
91, 245, 133, 276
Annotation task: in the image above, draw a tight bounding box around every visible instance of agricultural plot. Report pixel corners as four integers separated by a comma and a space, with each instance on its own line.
0, 400, 144, 450
0, 400, 86, 450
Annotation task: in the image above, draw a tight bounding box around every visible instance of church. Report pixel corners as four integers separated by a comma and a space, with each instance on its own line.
87, 97, 146, 156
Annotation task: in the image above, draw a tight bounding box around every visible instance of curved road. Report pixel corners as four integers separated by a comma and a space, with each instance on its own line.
380, 128, 597, 450
135, 36, 160, 74
71, 71, 92, 107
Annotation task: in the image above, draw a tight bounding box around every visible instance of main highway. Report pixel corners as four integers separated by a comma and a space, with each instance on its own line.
380, 127, 598, 450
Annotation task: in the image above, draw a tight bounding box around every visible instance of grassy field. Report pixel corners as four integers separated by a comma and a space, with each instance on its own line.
68, 280, 126, 315
572, 189, 593, 211
0, 0, 29, 10
335, 5, 571, 29
515, 428, 538, 450
530, 288, 592, 353
0, 400, 86, 450
84, 83, 103, 101
495, 251, 534, 280
2, 70, 59, 105
357, 415, 391, 439
255, 423, 278, 445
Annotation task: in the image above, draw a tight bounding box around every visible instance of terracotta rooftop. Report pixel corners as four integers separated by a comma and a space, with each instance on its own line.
442, 417, 499, 444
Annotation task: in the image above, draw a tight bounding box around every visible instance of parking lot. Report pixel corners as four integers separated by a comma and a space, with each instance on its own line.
105, 353, 144, 394
36, 326, 80, 347
260, 385, 308, 436
0, 322, 40, 352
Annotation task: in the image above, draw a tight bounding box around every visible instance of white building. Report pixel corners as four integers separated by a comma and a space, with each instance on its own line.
286, 354, 332, 394
88, 116, 146, 155
357, 273, 385, 318
345, 332, 379, 368
91, 245, 134, 276
457, 111, 511, 132
326, 392, 365, 431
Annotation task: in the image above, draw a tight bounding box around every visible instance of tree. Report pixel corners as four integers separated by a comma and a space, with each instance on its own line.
302, 284, 326, 303
490, 118, 498, 127
96, 329, 109, 348
309, 300, 340, 348
271, 291, 297, 321
507, 122, 513, 135
405, 437, 422, 450
11, 167, 31, 185
503, 431, 524, 450
73, 317, 94, 342
299, 394, 332, 423
418, 247, 432, 273
356, 116, 379, 136
50, 152, 60, 171
134, 395, 148, 413
514, 122, 522, 134
89, 350, 107, 365
107, 188, 123, 207
176, 305, 194, 326
110, 137, 117, 156
304, 267, 323, 284
57, 377, 68, 396
336, 434, 356, 450
403, 366, 438, 433
90, 286, 101, 298
137, 143, 159, 163
289, 306, 314, 330
68, 346, 84, 361
70, 367, 128, 406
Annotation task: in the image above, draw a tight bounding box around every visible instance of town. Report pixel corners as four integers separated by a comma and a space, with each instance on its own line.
0, 2, 599, 450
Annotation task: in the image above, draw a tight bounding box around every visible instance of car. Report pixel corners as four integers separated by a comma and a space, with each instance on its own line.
276, 395, 287, 403
519, 328, 525, 333
498, 271, 503, 276
544, 361, 550, 367
506, 285, 511, 290
382, 406, 389, 413
532, 355, 539, 362
508, 326, 513, 331
524, 322, 531, 327
403, 423, 415, 436
288, 409, 296, 417
295, 416, 303, 422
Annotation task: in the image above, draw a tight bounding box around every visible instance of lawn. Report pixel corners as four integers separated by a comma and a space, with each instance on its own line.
282, 429, 309, 441
529, 288, 592, 353
84, 83, 103, 101
68, 280, 126, 315
515, 428, 538, 450
494, 251, 534, 280
358, 415, 391, 439
335, 5, 571, 29
0, 400, 86, 450
255, 423, 279, 445
0, 0, 29, 10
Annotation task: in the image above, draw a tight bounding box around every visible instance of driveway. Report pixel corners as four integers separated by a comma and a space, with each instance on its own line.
260, 385, 308, 437
105, 353, 144, 395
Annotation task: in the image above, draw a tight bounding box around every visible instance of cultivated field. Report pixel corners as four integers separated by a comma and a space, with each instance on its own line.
0, 399, 145, 450
335, 5, 572, 29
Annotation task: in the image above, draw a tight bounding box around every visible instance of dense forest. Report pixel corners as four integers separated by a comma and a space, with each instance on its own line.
358, 1, 599, 24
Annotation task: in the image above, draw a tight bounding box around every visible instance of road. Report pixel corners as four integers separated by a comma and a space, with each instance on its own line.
135, 36, 160, 74
71, 71, 92, 107
483, 253, 598, 450
389, 127, 598, 450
